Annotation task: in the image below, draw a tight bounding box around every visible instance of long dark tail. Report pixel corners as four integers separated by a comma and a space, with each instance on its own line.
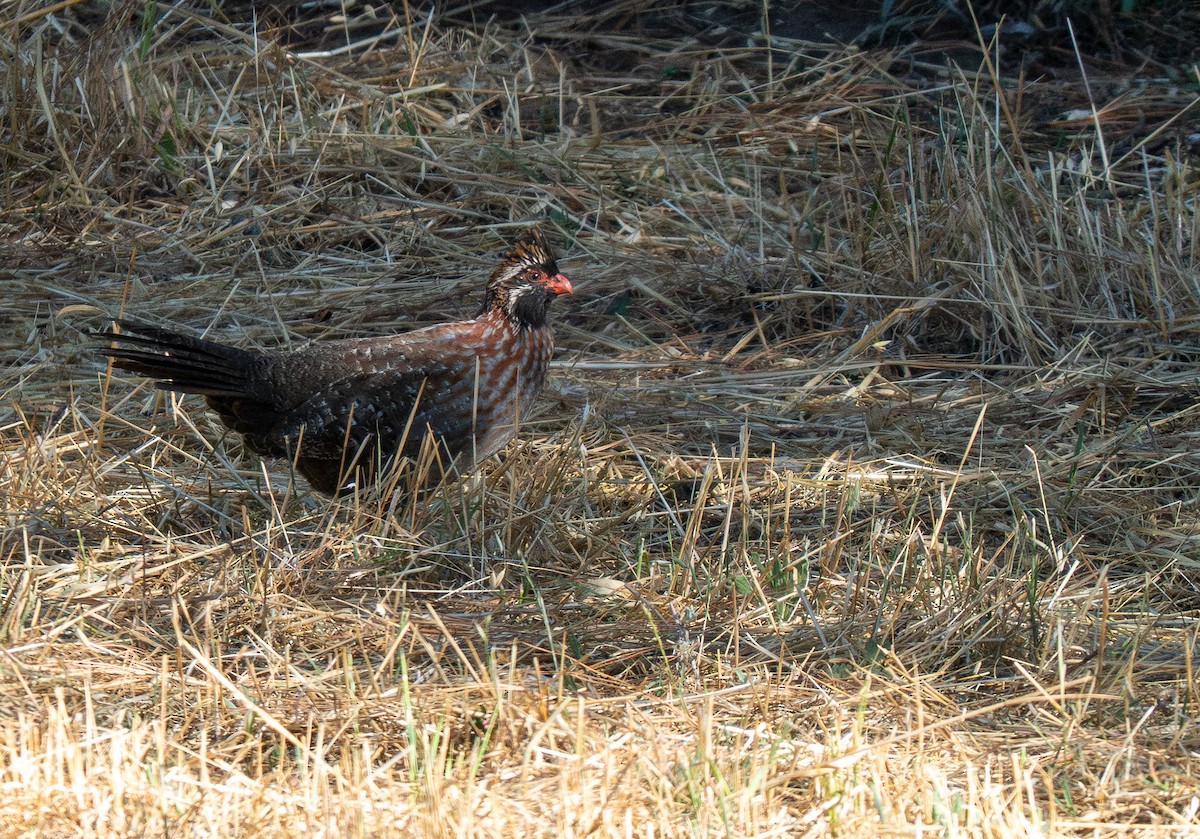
96, 319, 256, 398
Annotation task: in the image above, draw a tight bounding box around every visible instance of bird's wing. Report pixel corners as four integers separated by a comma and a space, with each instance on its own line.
259, 362, 480, 465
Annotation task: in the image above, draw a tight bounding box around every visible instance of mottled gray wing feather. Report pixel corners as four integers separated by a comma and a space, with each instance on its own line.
257, 365, 478, 465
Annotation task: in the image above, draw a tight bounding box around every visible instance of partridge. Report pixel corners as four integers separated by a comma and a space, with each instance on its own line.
98, 227, 573, 494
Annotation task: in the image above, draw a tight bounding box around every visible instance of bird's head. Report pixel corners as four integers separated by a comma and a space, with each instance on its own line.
483, 227, 573, 326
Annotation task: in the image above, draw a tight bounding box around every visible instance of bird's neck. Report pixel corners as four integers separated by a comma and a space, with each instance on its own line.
479, 286, 549, 330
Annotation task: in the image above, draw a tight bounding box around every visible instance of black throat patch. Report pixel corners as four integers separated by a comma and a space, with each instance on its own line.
507, 285, 553, 328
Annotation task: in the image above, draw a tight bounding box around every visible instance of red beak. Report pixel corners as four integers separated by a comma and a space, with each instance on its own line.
544, 273, 573, 295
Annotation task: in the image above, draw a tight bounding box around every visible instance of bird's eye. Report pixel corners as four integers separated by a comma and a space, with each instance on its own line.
525, 268, 546, 282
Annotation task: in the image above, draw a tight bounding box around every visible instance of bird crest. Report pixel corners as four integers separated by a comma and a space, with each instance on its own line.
490, 226, 557, 285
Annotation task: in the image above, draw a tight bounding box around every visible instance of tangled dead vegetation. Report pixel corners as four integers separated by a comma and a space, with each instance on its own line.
2, 1, 1199, 835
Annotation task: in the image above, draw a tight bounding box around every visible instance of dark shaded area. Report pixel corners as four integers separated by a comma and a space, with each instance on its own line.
106, 1, 1186, 69
45, 2, 1199, 70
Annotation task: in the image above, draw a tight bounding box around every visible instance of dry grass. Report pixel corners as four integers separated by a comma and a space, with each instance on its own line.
2, 1, 1200, 835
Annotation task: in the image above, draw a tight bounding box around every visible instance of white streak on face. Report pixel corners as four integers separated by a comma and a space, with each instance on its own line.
495, 263, 523, 285
504, 284, 535, 319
